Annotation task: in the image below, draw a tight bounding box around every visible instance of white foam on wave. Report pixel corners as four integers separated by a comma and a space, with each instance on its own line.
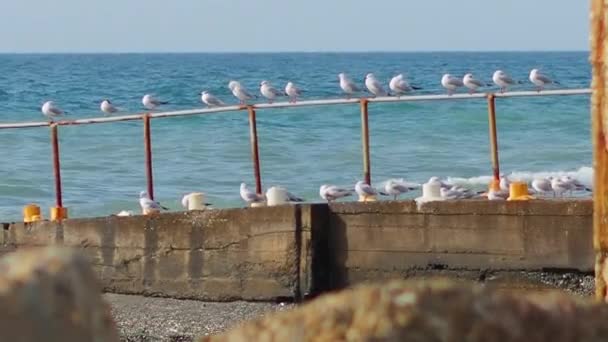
444, 166, 593, 188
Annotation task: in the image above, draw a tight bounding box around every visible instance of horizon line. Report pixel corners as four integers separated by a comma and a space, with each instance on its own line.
0, 49, 590, 55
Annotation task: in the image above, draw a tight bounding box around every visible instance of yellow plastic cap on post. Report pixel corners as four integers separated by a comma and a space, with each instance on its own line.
50, 207, 68, 221
23, 204, 41, 223
507, 182, 535, 201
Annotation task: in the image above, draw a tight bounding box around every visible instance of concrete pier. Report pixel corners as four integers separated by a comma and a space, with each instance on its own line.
0, 200, 593, 301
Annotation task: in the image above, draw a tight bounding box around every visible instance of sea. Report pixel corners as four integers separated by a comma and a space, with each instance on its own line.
0, 52, 592, 220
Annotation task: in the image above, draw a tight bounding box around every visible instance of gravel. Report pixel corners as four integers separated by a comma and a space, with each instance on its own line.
106, 294, 293, 342
106, 271, 595, 341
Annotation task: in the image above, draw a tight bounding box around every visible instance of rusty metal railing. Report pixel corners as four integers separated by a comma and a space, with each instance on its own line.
0, 88, 591, 217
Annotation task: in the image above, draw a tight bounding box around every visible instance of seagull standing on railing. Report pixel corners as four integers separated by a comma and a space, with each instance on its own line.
201, 91, 225, 108
441, 74, 464, 96
492, 70, 518, 93
529, 69, 558, 92
365, 73, 388, 97
260, 81, 283, 104
338, 73, 360, 99
41, 101, 65, 121
100, 99, 118, 115
320, 184, 353, 202
139, 191, 169, 212
285, 82, 302, 103
240, 182, 265, 205
229, 81, 255, 105
389, 74, 420, 97
142, 94, 168, 110
463, 73, 488, 94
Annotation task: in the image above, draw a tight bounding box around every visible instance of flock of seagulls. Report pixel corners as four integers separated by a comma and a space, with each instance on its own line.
40, 69, 558, 121
133, 173, 590, 214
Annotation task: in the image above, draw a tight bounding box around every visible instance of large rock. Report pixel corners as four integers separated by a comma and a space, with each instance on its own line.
0, 247, 119, 342
200, 279, 608, 342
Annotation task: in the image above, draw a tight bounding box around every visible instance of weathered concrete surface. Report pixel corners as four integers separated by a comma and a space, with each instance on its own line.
0, 247, 119, 342
2, 207, 309, 301
321, 200, 593, 289
201, 279, 608, 342
1, 200, 593, 301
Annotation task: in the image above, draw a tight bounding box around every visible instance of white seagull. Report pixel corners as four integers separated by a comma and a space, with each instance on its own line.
228, 81, 255, 104
240, 182, 265, 205
389, 74, 418, 97
462, 73, 487, 94
529, 69, 557, 92
365, 73, 388, 97
488, 188, 509, 200
319, 184, 352, 202
492, 70, 517, 93
338, 73, 360, 98
499, 175, 511, 192
384, 179, 415, 200
441, 74, 464, 95
285, 82, 302, 103
181, 193, 212, 209
142, 94, 168, 110
260, 81, 283, 103
201, 91, 225, 107
100, 99, 118, 115
139, 191, 168, 212
41, 101, 65, 121
355, 180, 379, 200
550, 177, 570, 198
531, 178, 553, 196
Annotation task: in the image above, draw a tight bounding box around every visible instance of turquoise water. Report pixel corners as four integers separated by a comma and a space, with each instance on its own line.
0, 52, 592, 220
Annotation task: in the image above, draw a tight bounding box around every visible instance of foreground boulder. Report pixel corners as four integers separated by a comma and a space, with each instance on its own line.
201, 279, 608, 342
0, 247, 119, 342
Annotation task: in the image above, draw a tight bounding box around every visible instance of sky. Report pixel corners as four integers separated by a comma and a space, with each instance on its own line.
0, 0, 590, 53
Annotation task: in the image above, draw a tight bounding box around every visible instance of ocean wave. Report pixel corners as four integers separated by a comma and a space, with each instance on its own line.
445, 166, 593, 187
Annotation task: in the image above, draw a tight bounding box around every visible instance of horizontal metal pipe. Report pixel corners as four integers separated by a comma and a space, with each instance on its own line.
0, 88, 591, 129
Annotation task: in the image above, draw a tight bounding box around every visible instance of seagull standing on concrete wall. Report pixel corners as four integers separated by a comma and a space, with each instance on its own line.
240, 183, 265, 205
139, 191, 169, 212
319, 185, 352, 202
531, 178, 553, 197
384, 179, 417, 200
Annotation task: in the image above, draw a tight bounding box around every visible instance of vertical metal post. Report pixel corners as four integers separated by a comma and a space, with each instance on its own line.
591, 0, 608, 302
247, 106, 262, 194
50, 124, 63, 208
143, 114, 154, 200
487, 94, 500, 182
360, 99, 371, 184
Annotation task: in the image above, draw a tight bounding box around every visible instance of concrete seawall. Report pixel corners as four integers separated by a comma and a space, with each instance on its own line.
0, 200, 593, 301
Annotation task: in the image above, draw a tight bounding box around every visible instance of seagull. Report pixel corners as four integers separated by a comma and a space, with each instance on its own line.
285, 82, 302, 103
428, 176, 450, 189
365, 73, 388, 97
319, 184, 352, 202
492, 70, 517, 93
462, 73, 487, 94
384, 179, 416, 200
41, 101, 65, 121
440, 187, 465, 200
338, 73, 360, 98
529, 69, 558, 92
181, 193, 212, 209
531, 177, 553, 197
240, 182, 265, 205
100, 99, 118, 115
551, 177, 573, 198
201, 91, 225, 107
228, 81, 256, 105
260, 81, 283, 103
286, 191, 304, 202
139, 191, 169, 212
389, 74, 420, 97
499, 175, 511, 192
488, 188, 509, 200
560, 176, 591, 193
142, 94, 168, 110
441, 74, 464, 95
355, 180, 379, 200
